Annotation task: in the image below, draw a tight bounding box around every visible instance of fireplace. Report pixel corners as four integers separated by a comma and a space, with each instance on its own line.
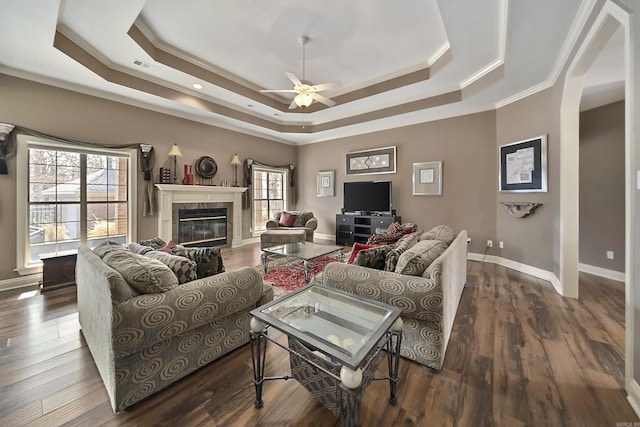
178, 207, 227, 247
155, 184, 247, 248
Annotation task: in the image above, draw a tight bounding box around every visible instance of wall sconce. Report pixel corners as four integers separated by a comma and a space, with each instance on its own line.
168, 144, 182, 184
230, 153, 241, 186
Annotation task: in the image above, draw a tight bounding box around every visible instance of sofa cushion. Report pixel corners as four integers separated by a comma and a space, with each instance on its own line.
353, 245, 393, 270
395, 240, 448, 276
101, 249, 178, 294
420, 225, 455, 246
175, 246, 225, 278
279, 212, 297, 227
384, 232, 421, 271
143, 250, 198, 284
293, 211, 313, 227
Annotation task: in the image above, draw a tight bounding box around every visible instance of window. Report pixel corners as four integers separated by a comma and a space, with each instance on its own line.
252, 167, 287, 232
16, 136, 137, 274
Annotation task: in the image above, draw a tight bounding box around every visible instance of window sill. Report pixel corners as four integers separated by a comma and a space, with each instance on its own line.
15, 264, 43, 276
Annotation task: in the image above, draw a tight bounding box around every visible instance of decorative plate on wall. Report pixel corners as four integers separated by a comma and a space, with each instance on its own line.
195, 156, 217, 179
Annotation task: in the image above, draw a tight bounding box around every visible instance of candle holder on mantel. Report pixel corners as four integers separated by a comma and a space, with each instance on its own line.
499, 202, 542, 218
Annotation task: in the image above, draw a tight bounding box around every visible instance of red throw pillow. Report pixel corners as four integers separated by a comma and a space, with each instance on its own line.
279, 212, 297, 227
347, 243, 376, 264
158, 240, 177, 254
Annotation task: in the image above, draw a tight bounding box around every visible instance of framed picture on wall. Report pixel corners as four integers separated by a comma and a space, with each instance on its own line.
412, 161, 442, 196
316, 170, 335, 197
499, 135, 548, 192
346, 146, 396, 175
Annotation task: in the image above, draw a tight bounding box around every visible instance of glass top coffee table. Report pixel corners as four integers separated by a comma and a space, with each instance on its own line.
261, 242, 345, 283
249, 284, 403, 426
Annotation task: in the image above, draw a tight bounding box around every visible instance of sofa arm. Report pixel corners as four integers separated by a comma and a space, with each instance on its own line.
305, 217, 318, 231
318, 263, 442, 322
265, 220, 279, 229
112, 266, 264, 357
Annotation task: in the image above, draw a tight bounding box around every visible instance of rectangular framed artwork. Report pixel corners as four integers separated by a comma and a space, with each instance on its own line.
412, 161, 442, 196
499, 135, 547, 192
316, 170, 335, 197
346, 146, 396, 175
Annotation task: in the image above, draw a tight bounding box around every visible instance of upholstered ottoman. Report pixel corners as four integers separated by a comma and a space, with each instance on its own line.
261, 229, 307, 249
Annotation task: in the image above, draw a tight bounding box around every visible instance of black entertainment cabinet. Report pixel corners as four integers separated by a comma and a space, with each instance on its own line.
336, 213, 401, 246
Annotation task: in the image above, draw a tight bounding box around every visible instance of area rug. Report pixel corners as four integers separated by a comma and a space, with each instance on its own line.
256, 256, 340, 299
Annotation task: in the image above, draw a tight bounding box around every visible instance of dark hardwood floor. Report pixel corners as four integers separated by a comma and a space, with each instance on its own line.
0, 243, 637, 426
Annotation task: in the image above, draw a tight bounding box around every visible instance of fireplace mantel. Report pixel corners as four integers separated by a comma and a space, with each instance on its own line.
155, 184, 247, 247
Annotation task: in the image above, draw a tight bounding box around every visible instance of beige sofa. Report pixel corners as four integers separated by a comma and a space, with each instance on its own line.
265, 210, 317, 242
76, 243, 273, 411
316, 227, 467, 371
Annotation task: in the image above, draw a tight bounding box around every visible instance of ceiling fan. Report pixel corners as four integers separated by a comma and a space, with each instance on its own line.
260, 36, 340, 109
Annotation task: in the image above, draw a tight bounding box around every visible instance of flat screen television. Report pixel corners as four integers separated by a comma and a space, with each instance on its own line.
343, 181, 392, 214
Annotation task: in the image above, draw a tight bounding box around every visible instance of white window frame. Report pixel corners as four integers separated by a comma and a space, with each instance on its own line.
251, 166, 288, 235
15, 134, 138, 275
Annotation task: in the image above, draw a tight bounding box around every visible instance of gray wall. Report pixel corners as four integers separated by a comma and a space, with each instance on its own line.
297, 111, 498, 255
579, 101, 625, 272
0, 74, 296, 281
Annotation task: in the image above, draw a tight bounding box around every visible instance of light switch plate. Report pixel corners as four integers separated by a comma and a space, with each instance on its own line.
607, 251, 614, 260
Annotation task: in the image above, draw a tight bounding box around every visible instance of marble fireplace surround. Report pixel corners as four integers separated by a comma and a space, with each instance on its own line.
155, 184, 248, 248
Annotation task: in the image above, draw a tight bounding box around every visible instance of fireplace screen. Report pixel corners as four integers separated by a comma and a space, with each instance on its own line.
178, 207, 227, 247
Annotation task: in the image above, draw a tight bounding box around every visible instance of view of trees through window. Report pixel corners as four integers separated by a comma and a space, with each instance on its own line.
28, 147, 129, 262
253, 169, 285, 231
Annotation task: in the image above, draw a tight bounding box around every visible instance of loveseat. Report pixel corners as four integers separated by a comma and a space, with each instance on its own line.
316, 226, 467, 371
265, 210, 317, 242
76, 241, 273, 411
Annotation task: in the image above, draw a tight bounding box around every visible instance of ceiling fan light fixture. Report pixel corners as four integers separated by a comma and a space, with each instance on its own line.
294, 92, 314, 108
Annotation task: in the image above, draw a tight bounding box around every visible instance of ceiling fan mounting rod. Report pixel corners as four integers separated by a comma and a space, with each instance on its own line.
299, 35, 308, 81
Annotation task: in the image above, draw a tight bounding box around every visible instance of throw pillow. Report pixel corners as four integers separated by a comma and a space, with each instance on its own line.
347, 243, 376, 264
128, 242, 154, 255
367, 221, 406, 245
293, 211, 313, 227
138, 237, 167, 250
102, 249, 178, 294
175, 246, 226, 278
395, 239, 448, 276
93, 240, 127, 258
144, 250, 198, 284
353, 245, 393, 270
279, 212, 297, 227
158, 240, 177, 254
384, 232, 421, 271
420, 225, 455, 246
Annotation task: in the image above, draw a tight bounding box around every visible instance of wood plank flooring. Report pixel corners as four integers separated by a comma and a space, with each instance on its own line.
0, 243, 637, 426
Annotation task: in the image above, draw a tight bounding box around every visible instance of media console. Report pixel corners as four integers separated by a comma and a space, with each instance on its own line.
336, 213, 401, 246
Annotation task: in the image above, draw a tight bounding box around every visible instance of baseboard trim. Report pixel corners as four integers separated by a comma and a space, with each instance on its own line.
578, 263, 625, 282
314, 233, 336, 242
241, 237, 260, 246
468, 252, 562, 294
627, 379, 640, 419
0, 274, 42, 292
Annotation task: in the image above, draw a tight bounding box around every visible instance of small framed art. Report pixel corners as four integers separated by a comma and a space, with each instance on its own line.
317, 170, 335, 197
413, 161, 442, 196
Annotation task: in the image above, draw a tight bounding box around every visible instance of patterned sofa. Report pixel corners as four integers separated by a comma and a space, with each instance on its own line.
76, 242, 273, 411
265, 210, 317, 242
316, 227, 467, 371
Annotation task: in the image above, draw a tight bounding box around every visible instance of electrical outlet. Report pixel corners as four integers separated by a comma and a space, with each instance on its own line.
467, 238, 472, 245
499, 241, 504, 249
487, 240, 493, 248
607, 251, 614, 260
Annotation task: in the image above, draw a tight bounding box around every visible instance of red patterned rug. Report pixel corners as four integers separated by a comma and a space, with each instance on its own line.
260, 256, 340, 293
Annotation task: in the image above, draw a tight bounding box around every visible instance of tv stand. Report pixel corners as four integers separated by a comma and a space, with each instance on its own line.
336, 213, 401, 246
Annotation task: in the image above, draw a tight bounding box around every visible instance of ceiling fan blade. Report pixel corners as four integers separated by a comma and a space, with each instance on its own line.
310, 81, 341, 92
312, 93, 336, 107
260, 89, 298, 93
285, 72, 303, 87
288, 98, 299, 109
